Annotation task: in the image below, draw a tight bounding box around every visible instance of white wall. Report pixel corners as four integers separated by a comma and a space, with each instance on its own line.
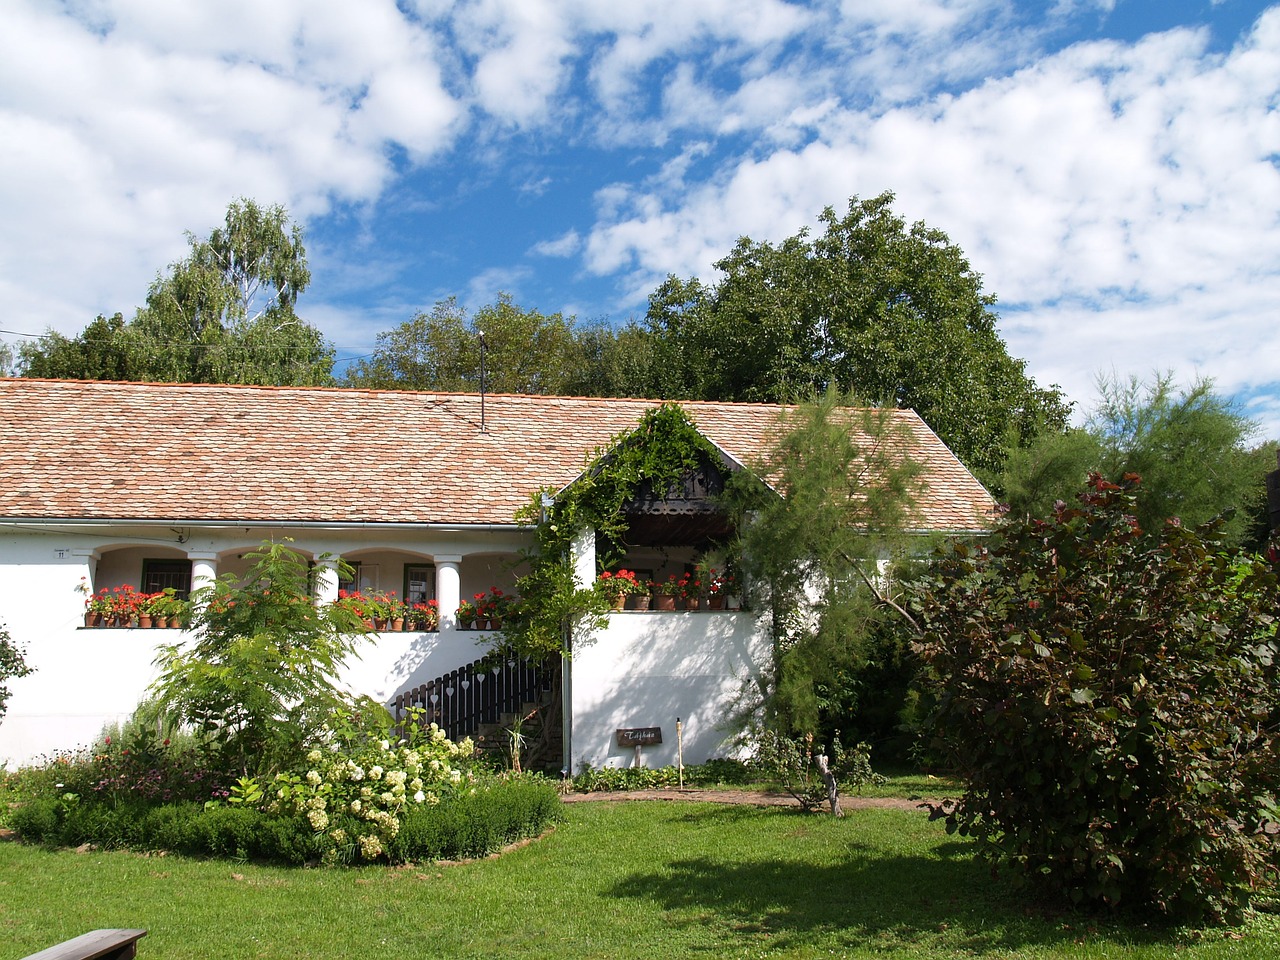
570, 610, 768, 771
0, 527, 772, 773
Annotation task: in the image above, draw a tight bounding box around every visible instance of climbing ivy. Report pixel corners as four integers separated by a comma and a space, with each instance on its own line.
498, 403, 726, 660
563, 402, 725, 566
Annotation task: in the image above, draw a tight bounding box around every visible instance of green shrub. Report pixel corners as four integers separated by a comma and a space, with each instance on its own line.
914, 474, 1280, 923
10, 775, 559, 867
571, 759, 757, 793
751, 732, 884, 811
0, 617, 32, 724
387, 774, 562, 862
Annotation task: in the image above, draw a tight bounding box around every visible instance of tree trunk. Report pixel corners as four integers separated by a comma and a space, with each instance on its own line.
816, 754, 842, 817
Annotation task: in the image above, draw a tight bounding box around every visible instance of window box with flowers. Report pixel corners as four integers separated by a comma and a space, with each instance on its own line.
410, 598, 439, 631
334, 589, 377, 628
381, 592, 410, 630
456, 595, 483, 629
650, 575, 682, 611
596, 569, 646, 610
476, 587, 513, 629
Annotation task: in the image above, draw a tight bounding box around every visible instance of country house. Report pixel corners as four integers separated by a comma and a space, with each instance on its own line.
0, 378, 994, 772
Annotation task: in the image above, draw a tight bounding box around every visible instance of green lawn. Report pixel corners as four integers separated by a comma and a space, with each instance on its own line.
2, 801, 1277, 959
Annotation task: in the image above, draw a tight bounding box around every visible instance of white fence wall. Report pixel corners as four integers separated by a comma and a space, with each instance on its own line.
570, 610, 768, 771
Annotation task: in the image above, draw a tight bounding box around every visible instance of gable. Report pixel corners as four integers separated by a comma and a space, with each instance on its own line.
0, 378, 996, 532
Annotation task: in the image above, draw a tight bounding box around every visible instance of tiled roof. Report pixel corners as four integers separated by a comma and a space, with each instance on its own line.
0, 378, 995, 531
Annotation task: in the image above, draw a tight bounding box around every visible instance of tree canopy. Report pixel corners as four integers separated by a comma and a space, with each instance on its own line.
19, 199, 334, 386
1000, 372, 1276, 548
343, 294, 623, 396
621, 193, 1069, 478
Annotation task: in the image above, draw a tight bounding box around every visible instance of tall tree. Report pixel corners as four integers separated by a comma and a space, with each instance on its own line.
725, 388, 925, 739
1001, 373, 1275, 548
344, 293, 618, 396
19, 199, 334, 386
631, 193, 1069, 478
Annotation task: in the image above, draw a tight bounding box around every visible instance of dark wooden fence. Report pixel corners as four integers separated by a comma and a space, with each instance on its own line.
390, 656, 550, 743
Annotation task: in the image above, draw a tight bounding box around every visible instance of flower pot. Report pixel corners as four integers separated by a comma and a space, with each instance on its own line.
391, 617, 405, 631
628, 594, 651, 611
610, 592, 626, 611
373, 617, 388, 631
154, 616, 169, 629
84, 611, 101, 628
707, 596, 724, 610
138, 614, 153, 628
654, 594, 676, 611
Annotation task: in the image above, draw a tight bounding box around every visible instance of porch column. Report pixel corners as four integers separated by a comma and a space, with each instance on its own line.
435, 555, 462, 630
313, 554, 342, 605
187, 550, 219, 610
70, 548, 100, 626
564, 526, 595, 779
570, 526, 595, 589
70, 547, 100, 588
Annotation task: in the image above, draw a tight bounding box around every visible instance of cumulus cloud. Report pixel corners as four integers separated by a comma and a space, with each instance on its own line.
0, 0, 460, 335
579, 8, 1280, 434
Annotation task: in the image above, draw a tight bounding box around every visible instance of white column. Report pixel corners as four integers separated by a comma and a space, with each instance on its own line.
70, 548, 100, 626
570, 526, 595, 589
435, 555, 462, 630
187, 550, 219, 610
314, 554, 341, 605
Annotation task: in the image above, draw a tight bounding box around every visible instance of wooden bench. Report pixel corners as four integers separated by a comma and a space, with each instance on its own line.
20, 929, 147, 960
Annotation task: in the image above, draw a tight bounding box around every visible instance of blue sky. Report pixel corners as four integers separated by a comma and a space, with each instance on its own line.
2, 0, 1278, 441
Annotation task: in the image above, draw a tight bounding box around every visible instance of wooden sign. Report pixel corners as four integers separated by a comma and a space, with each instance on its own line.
616, 727, 663, 747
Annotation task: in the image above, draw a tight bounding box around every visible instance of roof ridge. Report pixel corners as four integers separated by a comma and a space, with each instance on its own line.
0, 377, 894, 412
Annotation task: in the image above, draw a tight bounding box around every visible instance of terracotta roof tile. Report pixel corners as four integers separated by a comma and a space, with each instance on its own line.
0, 378, 995, 531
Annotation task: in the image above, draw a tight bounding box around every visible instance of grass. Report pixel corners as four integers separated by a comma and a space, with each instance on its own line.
3, 800, 1278, 959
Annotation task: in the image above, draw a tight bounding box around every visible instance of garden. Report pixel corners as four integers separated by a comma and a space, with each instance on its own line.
3, 401, 1280, 956
4, 795, 1280, 960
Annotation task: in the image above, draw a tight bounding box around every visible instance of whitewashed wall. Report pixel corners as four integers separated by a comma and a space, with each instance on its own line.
0, 528, 772, 773
570, 610, 768, 771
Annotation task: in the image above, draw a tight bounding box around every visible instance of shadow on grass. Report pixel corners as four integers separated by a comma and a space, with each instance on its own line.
605, 806, 1177, 955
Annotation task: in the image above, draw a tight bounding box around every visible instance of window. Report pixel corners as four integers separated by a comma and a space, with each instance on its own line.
337, 561, 362, 594
404, 564, 435, 605
141, 559, 192, 599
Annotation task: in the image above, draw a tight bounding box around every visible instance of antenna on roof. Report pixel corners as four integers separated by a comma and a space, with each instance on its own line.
478, 329, 488, 434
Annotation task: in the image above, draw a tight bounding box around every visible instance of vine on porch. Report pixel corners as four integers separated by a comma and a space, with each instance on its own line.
496, 402, 728, 663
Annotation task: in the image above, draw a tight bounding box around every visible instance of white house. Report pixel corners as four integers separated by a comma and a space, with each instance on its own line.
0, 378, 994, 772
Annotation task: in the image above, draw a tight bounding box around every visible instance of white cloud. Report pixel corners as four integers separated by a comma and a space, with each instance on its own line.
530, 231, 582, 258
466, 265, 534, 309
0, 0, 464, 336
579, 8, 1280, 436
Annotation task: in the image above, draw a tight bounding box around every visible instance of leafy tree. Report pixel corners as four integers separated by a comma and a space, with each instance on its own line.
19, 199, 334, 386
345, 294, 617, 396
1002, 373, 1275, 548
0, 340, 14, 377
725, 388, 925, 739
150, 541, 371, 778
631, 193, 1069, 477
914, 475, 1280, 922
19, 313, 142, 381
0, 617, 33, 723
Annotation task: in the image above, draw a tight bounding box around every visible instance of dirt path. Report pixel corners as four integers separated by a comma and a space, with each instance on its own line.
560, 787, 926, 811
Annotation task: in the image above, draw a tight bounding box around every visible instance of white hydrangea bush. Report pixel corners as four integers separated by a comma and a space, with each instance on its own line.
272, 722, 474, 863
